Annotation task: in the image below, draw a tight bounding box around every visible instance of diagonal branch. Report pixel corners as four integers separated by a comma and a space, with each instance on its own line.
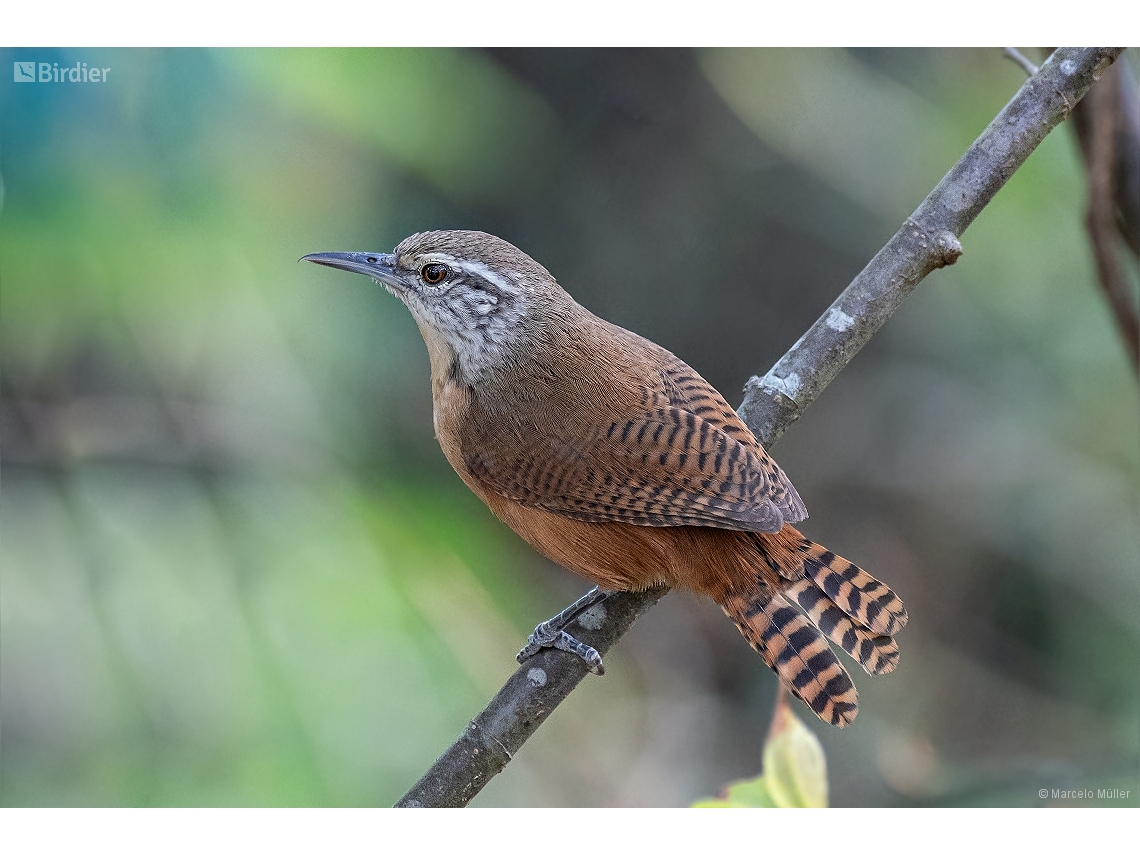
738, 47, 1123, 444
395, 47, 1125, 809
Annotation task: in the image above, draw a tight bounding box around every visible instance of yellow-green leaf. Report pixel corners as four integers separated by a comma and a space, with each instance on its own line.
691, 798, 752, 808
762, 700, 828, 807
724, 776, 778, 807
693, 693, 829, 808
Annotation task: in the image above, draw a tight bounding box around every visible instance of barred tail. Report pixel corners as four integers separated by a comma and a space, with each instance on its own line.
786, 579, 899, 675
797, 539, 908, 637
755, 528, 909, 637
720, 588, 859, 728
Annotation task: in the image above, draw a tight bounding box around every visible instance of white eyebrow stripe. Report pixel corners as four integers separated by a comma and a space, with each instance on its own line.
452, 259, 512, 292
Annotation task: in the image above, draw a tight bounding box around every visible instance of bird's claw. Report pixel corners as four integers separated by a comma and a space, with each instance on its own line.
516, 627, 605, 674
516, 588, 608, 675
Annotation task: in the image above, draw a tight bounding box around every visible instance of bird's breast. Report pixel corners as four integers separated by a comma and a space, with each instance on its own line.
431, 376, 473, 480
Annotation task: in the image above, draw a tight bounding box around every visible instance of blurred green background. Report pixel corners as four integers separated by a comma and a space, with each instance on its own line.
1, 48, 1137, 807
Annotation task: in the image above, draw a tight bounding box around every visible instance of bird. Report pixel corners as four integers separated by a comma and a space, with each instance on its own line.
303, 230, 907, 727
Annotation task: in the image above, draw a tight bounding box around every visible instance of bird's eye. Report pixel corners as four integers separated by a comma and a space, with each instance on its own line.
421, 263, 449, 285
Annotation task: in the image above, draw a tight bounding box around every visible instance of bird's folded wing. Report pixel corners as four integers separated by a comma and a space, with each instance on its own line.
655, 354, 806, 526
464, 394, 807, 533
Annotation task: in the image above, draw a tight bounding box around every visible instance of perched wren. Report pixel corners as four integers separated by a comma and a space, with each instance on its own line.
304, 230, 906, 727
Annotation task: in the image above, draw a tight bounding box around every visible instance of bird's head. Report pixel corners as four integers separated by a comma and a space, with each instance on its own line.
304, 230, 574, 385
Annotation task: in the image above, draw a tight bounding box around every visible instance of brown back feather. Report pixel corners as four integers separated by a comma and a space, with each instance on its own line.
462, 319, 807, 533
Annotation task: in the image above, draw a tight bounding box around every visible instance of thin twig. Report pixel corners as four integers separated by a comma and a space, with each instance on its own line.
1003, 47, 1039, 77
766, 685, 791, 743
1084, 69, 1140, 371
1068, 56, 1140, 372
395, 47, 1125, 809
1067, 56, 1140, 258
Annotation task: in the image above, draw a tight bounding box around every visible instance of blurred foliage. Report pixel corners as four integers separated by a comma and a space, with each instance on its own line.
694, 693, 828, 808
226, 49, 563, 203
1, 48, 1137, 807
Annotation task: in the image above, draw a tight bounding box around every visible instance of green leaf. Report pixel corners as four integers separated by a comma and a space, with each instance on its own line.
691, 798, 752, 808
692, 694, 828, 808
762, 700, 829, 807
692, 774, 778, 807
725, 776, 778, 807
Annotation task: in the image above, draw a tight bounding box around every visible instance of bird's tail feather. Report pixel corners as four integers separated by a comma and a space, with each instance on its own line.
786, 578, 899, 675
722, 528, 907, 726
719, 588, 860, 728
752, 528, 909, 636
794, 536, 908, 637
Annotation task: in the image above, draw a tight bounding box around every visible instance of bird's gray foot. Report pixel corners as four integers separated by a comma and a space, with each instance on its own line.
517, 586, 607, 675
519, 625, 605, 674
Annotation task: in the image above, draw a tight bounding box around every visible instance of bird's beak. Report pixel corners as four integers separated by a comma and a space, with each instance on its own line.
301, 252, 403, 288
